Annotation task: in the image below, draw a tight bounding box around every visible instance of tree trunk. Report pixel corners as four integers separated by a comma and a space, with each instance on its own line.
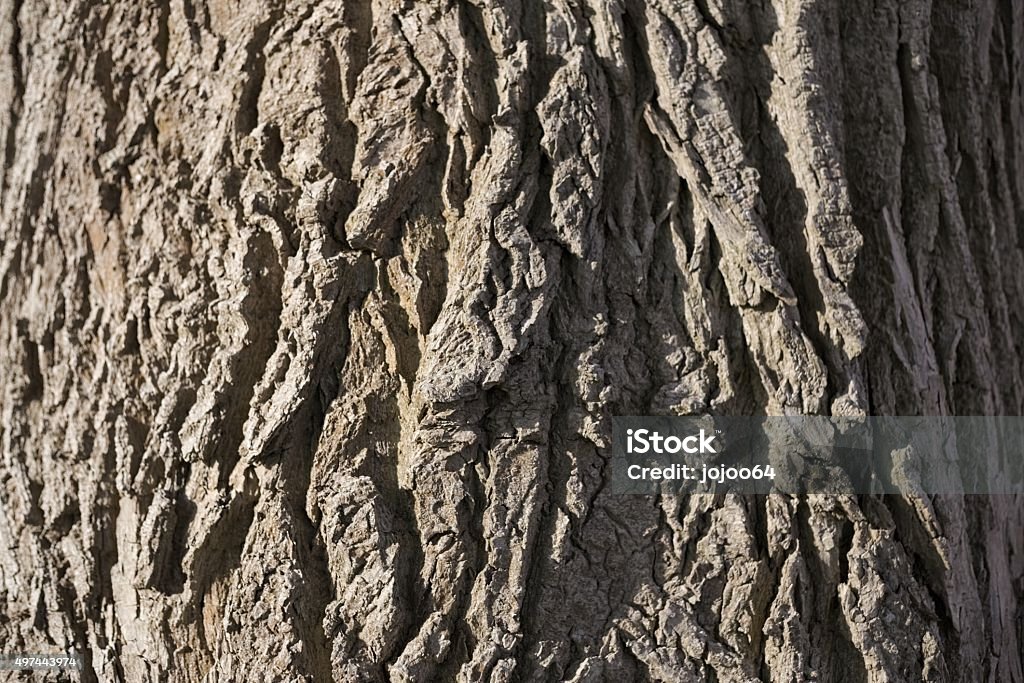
1, 0, 1022, 681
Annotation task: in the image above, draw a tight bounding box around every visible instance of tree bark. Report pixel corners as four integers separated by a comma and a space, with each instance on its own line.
1, 0, 1022, 681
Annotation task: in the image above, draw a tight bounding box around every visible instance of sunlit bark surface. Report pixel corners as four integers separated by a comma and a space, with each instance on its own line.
1, 0, 1022, 680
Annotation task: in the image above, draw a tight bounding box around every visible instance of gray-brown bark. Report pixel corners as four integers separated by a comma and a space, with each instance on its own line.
1, 0, 1022, 681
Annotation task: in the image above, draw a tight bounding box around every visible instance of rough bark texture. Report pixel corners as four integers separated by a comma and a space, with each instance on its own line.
1, 0, 1023, 681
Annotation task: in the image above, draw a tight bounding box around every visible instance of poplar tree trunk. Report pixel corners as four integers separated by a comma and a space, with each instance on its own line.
1, 0, 1022, 681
